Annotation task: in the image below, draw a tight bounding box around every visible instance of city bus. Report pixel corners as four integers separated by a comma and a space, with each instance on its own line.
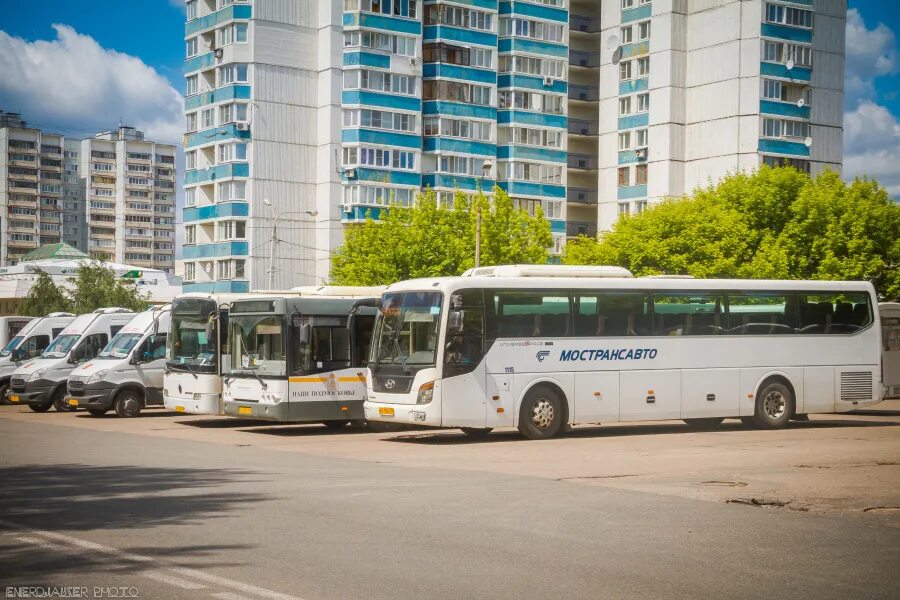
222, 290, 381, 426
364, 265, 883, 439
881, 302, 899, 399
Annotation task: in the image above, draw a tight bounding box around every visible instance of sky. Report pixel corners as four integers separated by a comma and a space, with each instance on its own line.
0, 1, 897, 206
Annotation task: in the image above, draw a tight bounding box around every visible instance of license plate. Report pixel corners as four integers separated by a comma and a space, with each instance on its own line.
378, 407, 395, 417
67, 398, 79, 406
8, 395, 19, 403
238, 406, 252, 415
175, 406, 185, 413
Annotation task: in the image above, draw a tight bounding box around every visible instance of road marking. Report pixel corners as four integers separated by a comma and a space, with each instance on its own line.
142, 571, 207, 590
0, 519, 302, 600
13, 535, 74, 553
212, 593, 256, 600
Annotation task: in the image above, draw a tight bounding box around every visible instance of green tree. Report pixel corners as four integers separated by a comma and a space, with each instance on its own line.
331, 186, 552, 285
68, 262, 150, 314
20, 270, 72, 316
563, 166, 900, 299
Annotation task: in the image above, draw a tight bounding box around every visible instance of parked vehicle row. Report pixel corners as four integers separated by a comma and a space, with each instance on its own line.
1, 268, 898, 439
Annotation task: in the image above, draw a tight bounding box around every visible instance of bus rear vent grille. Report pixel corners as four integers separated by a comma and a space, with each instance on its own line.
840, 372, 872, 402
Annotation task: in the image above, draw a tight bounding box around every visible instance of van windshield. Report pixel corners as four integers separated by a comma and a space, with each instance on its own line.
98, 333, 143, 359
0, 336, 23, 357
41, 334, 80, 358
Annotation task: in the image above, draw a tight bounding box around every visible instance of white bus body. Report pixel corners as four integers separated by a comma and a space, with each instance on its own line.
881, 302, 900, 399
0, 313, 75, 403
222, 292, 381, 424
364, 274, 882, 438
67, 306, 171, 417
0, 316, 33, 350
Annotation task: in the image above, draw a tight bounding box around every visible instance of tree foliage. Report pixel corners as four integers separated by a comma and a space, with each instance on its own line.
19, 262, 150, 317
330, 187, 553, 285
563, 166, 900, 300
20, 270, 72, 316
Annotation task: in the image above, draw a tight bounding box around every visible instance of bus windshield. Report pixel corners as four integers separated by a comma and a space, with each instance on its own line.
229, 315, 285, 377
41, 334, 80, 358
98, 333, 143, 359
168, 298, 218, 374
0, 336, 23, 357
370, 291, 442, 373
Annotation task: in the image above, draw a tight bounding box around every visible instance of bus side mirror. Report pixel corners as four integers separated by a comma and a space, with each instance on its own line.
448, 310, 464, 334
205, 321, 215, 342
299, 323, 311, 345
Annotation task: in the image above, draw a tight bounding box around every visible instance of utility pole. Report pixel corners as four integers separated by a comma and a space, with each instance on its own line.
263, 200, 317, 290
475, 205, 481, 268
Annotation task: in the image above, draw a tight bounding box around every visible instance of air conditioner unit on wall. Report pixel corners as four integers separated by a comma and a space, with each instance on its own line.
344, 168, 356, 179
635, 147, 648, 159
235, 122, 249, 131
543, 76, 554, 86
342, 203, 353, 213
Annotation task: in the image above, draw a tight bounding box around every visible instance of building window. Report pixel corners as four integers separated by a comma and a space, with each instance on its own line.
185, 225, 196, 245
185, 75, 198, 96
217, 220, 246, 241
638, 20, 651, 40
619, 96, 632, 115
636, 128, 648, 147
635, 200, 648, 213
201, 108, 214, 129
185, 188, 196, 207
218, 63, 249, 85
186, 37, 198, 58
186, 1, 197, 20
219, 180, 246, 201
635, 163, 648, 185
617, 167, 630, 187
217, 142, 247, 163
186, 112, 198, 133
622, 0, 634, 7
765, 4, 812, 28
637, 57, 650, 76
185, 151, 196, 170
618, 132, 631, 150
620, 26, 633, 44
618, 202, 630, 216
619, 60, 632, 81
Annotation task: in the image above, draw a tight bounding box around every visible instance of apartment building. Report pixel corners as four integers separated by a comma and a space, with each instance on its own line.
0, 112, 91, 264
182, 0, 845, 290
598, 0, 846, 229
80, 126, 177, 273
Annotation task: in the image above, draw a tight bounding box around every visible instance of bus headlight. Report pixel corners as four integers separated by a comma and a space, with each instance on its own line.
261, 392, 282, 404
87, 370, 108, 384
28, 368, 47, 382
416, 381, 434, 405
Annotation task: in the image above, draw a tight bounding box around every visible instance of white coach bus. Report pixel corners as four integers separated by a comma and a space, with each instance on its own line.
364, 266, 883, 439
882, 303, 900, 399
222, 290, 381, 425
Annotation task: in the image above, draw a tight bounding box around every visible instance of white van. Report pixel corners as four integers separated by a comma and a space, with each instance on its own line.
9, 308, 135, 412
0, 316, 33, 350
66, 306, 171, 417
881, 302, 900, 400
0, 313, 75, 404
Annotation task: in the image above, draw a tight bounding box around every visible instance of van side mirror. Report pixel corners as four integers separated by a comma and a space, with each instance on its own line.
448, 310, 464, 334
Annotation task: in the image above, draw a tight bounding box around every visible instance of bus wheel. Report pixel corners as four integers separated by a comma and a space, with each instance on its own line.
29, 399, 53, 413
323, 420, 350, 429
53, 389, 76, 412
0, 382, 9, 406
460, 427, 493, 439
87, 408, 108, 417
518, 386, 564, 440
753, 381, 793, 429
114, 390, 143, 418
683, 417, 724, 430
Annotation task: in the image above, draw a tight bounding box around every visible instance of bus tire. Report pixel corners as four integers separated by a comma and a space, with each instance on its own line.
0, 381, 9, 406
323, 420, 350, 429
683, 417, 724, 430
753, 380, 793, 429
114, 390, 143, 418
460, 427, 493, 439
29, 399, 53, 413
53, 388, 76, 412
87, 408, 108, 417
518, 386, 564, 440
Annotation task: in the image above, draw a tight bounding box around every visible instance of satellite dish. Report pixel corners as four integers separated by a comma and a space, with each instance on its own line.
785, 59, 794, 70
797, 98, 805, 108
804, 137, 812, 147
612, 47, 623, 65
606, 34, 620, 50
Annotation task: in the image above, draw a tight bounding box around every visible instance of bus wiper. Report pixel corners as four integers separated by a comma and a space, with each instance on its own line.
392, 336, 409, 375
182, 361, 198, 379
240, 368, 268, 390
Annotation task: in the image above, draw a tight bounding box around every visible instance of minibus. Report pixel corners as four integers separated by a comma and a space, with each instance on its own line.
0, 313, 75, 404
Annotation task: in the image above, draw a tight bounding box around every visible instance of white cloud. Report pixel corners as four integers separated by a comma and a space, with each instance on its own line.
0, 24, 183, 144
844, 8, 897, 106
843, 101, 900, 197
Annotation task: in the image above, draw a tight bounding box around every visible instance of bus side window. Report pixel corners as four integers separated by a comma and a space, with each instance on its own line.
353, 315, 375, 367
798, 293, 871, 334
110, 325, 124, 337
51, 328, 64, 339
445, 289, 485, 377
574, 292, 650, 337
652, 293, 724, 336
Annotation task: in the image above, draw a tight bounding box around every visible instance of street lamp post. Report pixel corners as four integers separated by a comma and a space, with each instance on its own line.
475, 161, 491, 269
263, 199, 317, 290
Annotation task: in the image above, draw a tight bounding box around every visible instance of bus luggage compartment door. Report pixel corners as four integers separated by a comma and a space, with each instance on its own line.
485, 374, 514, 428
619, 370, 681, 421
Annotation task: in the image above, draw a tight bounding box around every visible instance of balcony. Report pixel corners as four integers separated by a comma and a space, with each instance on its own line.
9, 141, 37, 152
569, 84, 600, 102
570, 14, 602, 34
40, 145, 62, 157
569, 50, 601, 69
568, 154, 599, 170
567, 221, 598, 238
7, 238, 38, 249
90, 230, 117, 240
567, 188, 598, 205
8, 223, 37, 233
568, 119, 600, 136
8, 157, 36, 167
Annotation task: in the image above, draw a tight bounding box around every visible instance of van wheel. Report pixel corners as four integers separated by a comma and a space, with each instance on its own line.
114, 390, 143, 418
0, 382, 9, 406
518, 386, 564, 440
87, 409, 108, 417
683, 417, 725, 430
460, 427, 493, 439
29, 399, 53, 413
53, 389, 76, 412
323, 420, 350, 429
753, 381, 793, 429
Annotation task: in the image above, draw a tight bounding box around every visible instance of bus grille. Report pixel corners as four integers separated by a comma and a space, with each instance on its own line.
10, 378, 26, 388
68, 380, 85, 391
840, 372, 872, 402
